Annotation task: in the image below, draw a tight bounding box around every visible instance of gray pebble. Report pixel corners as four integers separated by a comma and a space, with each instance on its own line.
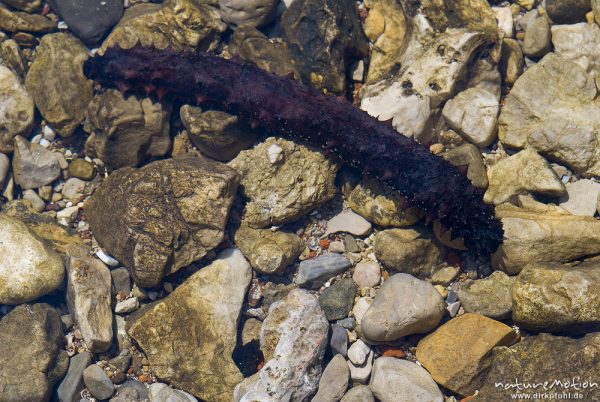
83, 364, 115, 400
295, 253, 352, 289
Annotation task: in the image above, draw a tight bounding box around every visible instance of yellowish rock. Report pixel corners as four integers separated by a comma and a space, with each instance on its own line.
416, 313, 518, 396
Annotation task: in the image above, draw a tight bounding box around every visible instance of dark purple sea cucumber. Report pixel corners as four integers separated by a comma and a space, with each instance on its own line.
83, 45, 504, 256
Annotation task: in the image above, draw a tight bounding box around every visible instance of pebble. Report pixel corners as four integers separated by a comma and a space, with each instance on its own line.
522, 13, 551, 58
61, 177, 86, 202
458, 271, 514, 320
347, 349, 373, 384
446, 301, 461, 317
558, 179, 600, 216
328, 240, 345, 253
336, 317, 356, 330
22, 189, 45, 212
96, 250, 120, 267
430, 266, 460, 286
148, 382, 198, 402
329, 324, 348, 357
340, 385, 375, 402
546, 0, 591, 23
347, 339, 371, 366
0, 153, 9, 188
295, 253, 352, 289
351, 296, 373, 325
12, 136, 61, 189
110, 267, 131, 296
311, 354, 350, 402
318, 278, 356, 321
115, 297, 140, 314
352, 260, 381, 288
57, 205, 79, 225
83, 364, 115, 400
323, 209, 372, 237
56, 351, 93, 402
68, 158, 96, 181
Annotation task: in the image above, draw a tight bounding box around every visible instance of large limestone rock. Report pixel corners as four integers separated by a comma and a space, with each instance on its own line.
416, 313, 518, 396
85, 89, 171, 170
0, 66, 34, 153
347, 178, 423, 227
484, 148, 565, 205
85, 155, 239, 287
66, 245, 113, 352
498, 53, 600, 177
458, 271, 514, 320
361, 0, 499, 142
238, 289, 329, 402
552, 23, 600, 81
0, 214, 64, 304
513, 260, 600, 334
100, 0, 225, 52
477, 332, 600, 401
281, 0, 369, 94
0, 4, 56, 33
492, 203, 600, 274
229, 137, 338, 228
25, 33, 93, 137
0, 304, 69, 402
127, 249, 251, 402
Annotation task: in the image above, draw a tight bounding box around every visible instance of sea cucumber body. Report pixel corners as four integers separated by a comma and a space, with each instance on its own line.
83, 46, 503, 256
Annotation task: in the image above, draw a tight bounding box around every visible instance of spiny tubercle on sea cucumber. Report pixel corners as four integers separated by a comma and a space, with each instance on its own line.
83, 45, 504, 257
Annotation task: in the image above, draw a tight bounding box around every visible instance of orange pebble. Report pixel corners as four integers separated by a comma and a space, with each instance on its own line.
138, 374, 150, 383
319, 239, 330, 249
382, 348, 407, 359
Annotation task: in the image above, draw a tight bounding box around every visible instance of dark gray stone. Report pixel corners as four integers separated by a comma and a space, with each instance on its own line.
318, 278, 356, 321
57, 351, 93, 402
546, 0, 591, 23
295, 253, 352, 289
329, 323, 348, 358
111, 267, 131, 296
48, 0, 124, 45
83, 364, 115, 400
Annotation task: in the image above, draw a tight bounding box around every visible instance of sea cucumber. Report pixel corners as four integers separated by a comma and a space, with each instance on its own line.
83, 45, 504, 256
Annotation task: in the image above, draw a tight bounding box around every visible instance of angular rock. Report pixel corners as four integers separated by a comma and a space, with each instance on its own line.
347, 339, 370, 366
180, 105, 258, 162
499, 38, 524, 86
347, 350, 373, 384
85, 89, 171, 170
0, 303, 68, 402
347, 177, 423, 227
239, 289, 329, 402
340, 385, 374, 402
219, 0, 277, 28
230, 26, 299, 78
318, 278, 356, 321
416, 313, 518, 396
48, 0, 123, 45
558, 179, 600, 216
522, 14, 551, 58
498, 53, 600, 177
25, 33, 93, 137
492, 203, 600, 274
234, 224, 304, 275
361, 273, 445, 342
12, 136, 60, 189
360, 0, 499, 141
0, 214, 64, 304
56, 351, 93, 402
369, 357, 443, 402
100, 0, 225, 52
546, 0, 591, 24
22, 189, 45, 212
329, 323, 348, 358
373, 229, 444, 278
484, 148, 565, 205
295, 253, 352, 289
86, 155, 239, 287
0, 66, 34, 153
66, 245, 113, 352
229, 137, 338, 227
458, 271, 514, 320
83, 364, 115, 400
478, 333, 600, 401
311, 354, 349, 402
281, 0, 369, 94
512, 260, 600, 334
0, 4, 56, 33
323, 210, 372, 237
552, 23, 600, 80
127, 249, 251, 402
442, 87, 499, 147
0, 153, 8, 189
61, 177, 88, 202
442, 144, 489, 190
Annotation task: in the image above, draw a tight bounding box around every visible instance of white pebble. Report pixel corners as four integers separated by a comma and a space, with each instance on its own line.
96, 250, 120, 267
39, 138, 50, 148
57, 21, 68, 29
115, 297, 140, 314
31, 134, 41, 144
65, 150, 73, 157
85, 156, 92, 163
447, 301, 461, 317
57, 206, 79, 225
66, 201, 73, 207
43, 125, 56, 141
267, 144, 284, 164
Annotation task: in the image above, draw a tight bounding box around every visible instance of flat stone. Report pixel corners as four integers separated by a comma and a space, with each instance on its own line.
149, 383, 198, 402
484, 148, 565, 205
0, 303, 69, 402
416, 313, 518, 396
0, 214, 64, 304
352, 296, 372, 326
295, 253, 352, 289
522, 14, 551, 58
56, 351, 93, 402
66, 245, 113, 352
499, 38, 524, 86
558, 179, 600, 216
442, 87, 499, 147
361, 273, 445, 342
347, 349, 373, 384
458, 271, 515, 320
115, 297, 139, 314
323, 210, 372, 237
219, 0, 277, 28
0, 5, 56, 33
12, 136, 60, 190
127, 249, 251, 401
352, 260, 381, 288
340, 385, 374, 402
234, 224, 304, 275
311, 354, 349, 402
369, 357, 443, 402
86, 155, 239, 287
329, 323, 348, 358
373, 229, 444, 278
443, 144, 489, 190
347, 339, 370, 366
0, 66, 34, 153
238, 289, 329, 402
430, 266, 460, 286
478, 332, 600, 401
492, 203, 600, 274
83, 364, 114, 400
512, 260, 600, 334
347, 177, 423, 227
229, 137, 338, 228
25, 33, 92, 137
318, 278, 356, 321
47, 0, 123, 46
